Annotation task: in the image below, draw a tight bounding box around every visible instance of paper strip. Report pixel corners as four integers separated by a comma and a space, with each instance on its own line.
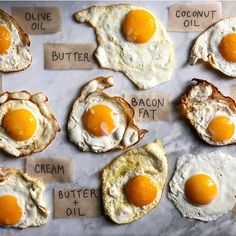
54, 188, 102, 218
26, 157, 74, 183
168, 2, 222, 32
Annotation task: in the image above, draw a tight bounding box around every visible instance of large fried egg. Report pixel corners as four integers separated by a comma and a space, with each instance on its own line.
0, 9, 32, 72
102, 140, 168, 224
75, 4, 174, 90
0, 91, 60, 157
189, 17, 236, 77
68, 76, 147, 153
168, 151, 236, 221
0, 167, 48, 228
181, 79, 236, 146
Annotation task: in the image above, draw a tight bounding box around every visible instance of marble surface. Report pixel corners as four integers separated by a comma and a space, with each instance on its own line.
0, 1, 236, 235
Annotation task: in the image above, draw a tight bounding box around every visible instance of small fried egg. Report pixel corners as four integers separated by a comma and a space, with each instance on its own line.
168, 151, 236, 222
0, 91, 60, 157
68, 76, 147, 153
74, 4, 174, 90
189, 17, 236, 77
0, 9, 32, 72
0, 167, 48, 228
102, 140, 168, 224
181, 79, 236, 146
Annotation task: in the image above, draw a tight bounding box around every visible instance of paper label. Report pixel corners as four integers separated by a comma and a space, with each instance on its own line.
124, 93, 171, 121
231, 85, 236, 101
54, 188, 102, 218
44, 43, 97, 70
168, 2, 222, 32
0, 75, 3, 93
26, 157, 74, 183
11, 7, 61, 34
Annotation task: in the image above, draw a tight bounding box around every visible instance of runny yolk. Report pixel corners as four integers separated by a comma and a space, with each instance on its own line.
122, 9, 156, 44
0, 25, 11, 54
0, 195, 22, 225
83, 104, 116, 137
125, 175, 158, 206
184, 174, 217, 205
219, 33, 236, 62
3, 109, 37, 141
207, 116, 234, 142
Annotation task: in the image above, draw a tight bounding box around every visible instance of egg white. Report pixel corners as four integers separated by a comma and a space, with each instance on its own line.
189, 17, 236, 76
168, 151, 236, 222
0, 17, 31, 72
185, 83, 236, 145
0, 169, 48, 228
68, 77, 145, 153
0, 91, 60, 157
75, 4, 174, 89
102, 140, 168, 224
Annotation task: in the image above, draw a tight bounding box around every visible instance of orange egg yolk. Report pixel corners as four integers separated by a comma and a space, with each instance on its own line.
125, 175, 158, 206
122, 9, 156, 44
3, 109, 37, 141
0, 195, 22, 225
0, 25, 11, 54
219, 33, 236, 62
83, 104, 116, 137
207, 116, 234, 142
184, 174, 217, 205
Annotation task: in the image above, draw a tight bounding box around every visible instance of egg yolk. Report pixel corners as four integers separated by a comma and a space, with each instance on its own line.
207, 116, 234, 142
83, 104, 116, 137
122, 10, 156, 44
184, 174, 217, 205
219, 33, 236, 62
0, 25, 11, 54
0, 195, 22, 225
125, 175, 158, 206
3, 109, 37, 141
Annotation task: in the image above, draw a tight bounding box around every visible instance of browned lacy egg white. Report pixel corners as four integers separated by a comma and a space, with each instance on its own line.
0, 91, 60, 157
0, 9, 32, 72
67, 76, 147, 153
181, 79, 236, 146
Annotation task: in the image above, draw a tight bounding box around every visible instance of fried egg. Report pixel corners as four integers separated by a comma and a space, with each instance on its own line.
181, 79, 236, 146
0, 9, 32, 72
75, 4, 174, 90
168, 151, 236, 222
102, 140, 168, 224
68, 76, 147, 153
189, 17, 236, 77
0, 167, 48, 228
0, 91, 60, 157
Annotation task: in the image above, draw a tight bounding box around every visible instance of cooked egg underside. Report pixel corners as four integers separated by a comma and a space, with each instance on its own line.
0, 91, 60, 157
168, 151, 236, 222
189, 17, 236, 77
0, 10, 31, 72
102, 140, 168, 224
75, 5, 174, 89
0, 168, 48, 228
181, 79, 236, 145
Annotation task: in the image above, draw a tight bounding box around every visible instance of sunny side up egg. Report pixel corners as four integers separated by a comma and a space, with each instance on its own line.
0, 9, 32, 72
0, 91, 60, 157
181, 79, 236, 146
189, 17, 236, 77
102, 140, 168, 224
168, 151, 236, 221
74, 4, 174, 90
0, 167, 48, 228
68, 76, 147, 153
